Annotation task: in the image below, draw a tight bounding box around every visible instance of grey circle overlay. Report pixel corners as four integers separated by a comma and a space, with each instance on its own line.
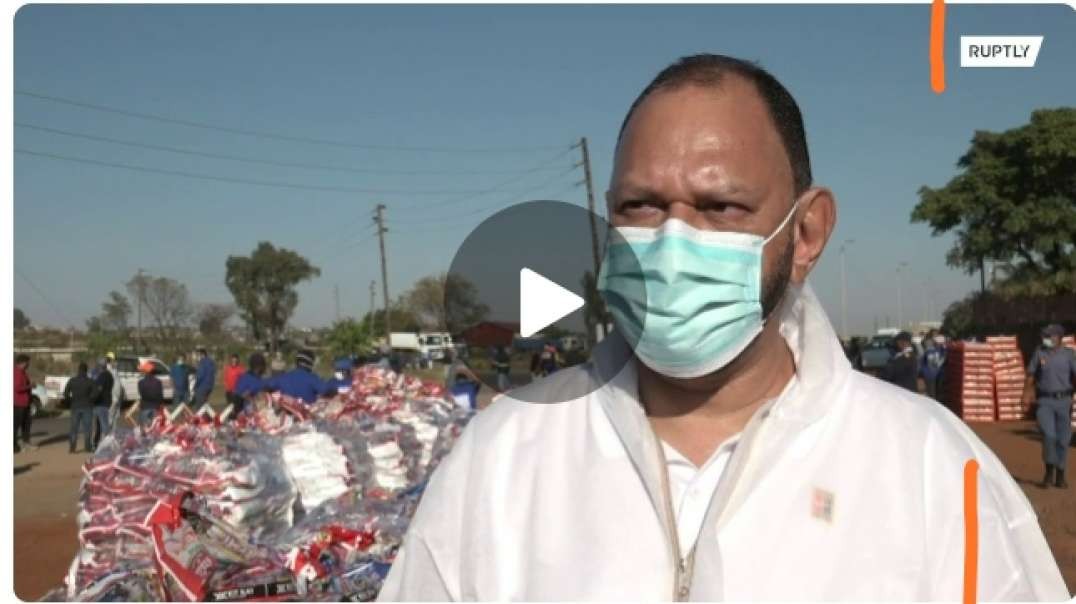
443, 200, 644, 404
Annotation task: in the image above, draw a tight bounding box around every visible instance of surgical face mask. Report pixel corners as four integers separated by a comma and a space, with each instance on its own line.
598, 202, 798, 379
934, 336, 945, 345
1043, 338, 1056, 348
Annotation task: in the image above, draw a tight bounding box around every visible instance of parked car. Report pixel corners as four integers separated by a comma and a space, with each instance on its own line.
44, 356, 175, 409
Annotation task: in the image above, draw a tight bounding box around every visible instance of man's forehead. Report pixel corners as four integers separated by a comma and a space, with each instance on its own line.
613, 79, 790, 184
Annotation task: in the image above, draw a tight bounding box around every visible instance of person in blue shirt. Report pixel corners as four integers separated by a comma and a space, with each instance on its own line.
323, 358, 354, 397
233, 353, 268, 416
268, 349, 328, 404
918, 330, 947, 401
1024, 324, 1076, 489
193, 348, 216, 407
170, 354, 191, 408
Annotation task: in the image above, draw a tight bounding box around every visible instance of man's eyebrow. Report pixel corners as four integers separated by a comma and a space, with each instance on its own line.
609, 182, 664, 200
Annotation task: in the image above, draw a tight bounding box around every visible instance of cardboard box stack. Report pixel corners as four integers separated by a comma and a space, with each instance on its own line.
987, 335, 1027, 421
945, 341, 996, 422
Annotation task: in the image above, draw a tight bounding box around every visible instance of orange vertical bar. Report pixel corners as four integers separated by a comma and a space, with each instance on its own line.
930, 0, 947, 93
963, 459, 979, 604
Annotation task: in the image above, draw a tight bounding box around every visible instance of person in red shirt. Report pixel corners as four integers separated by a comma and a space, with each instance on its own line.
13, 354, 35, 453
223, 354, 245, 418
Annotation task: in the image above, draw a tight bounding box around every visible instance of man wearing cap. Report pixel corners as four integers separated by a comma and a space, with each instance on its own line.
324, 358, 355, 396
137, 361, 166, 426
193, 348, 216, 407
1024, 323, 1076, 489
268, 349, 328, 404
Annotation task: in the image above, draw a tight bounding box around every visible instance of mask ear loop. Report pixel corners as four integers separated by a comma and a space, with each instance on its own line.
762, 198, 801, 246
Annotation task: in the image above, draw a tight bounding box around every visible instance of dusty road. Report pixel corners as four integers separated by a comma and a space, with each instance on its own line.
12, 413, 1074, 600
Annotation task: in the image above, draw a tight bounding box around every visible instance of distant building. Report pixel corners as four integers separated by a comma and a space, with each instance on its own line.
461, 321, 520, 348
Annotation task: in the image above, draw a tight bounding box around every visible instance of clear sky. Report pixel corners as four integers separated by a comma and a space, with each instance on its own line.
13, 4, 1076, 335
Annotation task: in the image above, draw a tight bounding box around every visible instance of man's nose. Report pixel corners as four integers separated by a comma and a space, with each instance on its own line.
667, 201, 711, 230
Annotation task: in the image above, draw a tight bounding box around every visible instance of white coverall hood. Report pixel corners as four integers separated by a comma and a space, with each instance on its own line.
380, 283, 1068, 601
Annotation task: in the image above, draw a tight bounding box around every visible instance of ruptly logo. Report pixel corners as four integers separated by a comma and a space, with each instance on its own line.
960, 36, 1044, 68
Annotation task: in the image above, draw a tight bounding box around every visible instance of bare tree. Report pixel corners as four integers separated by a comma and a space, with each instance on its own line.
197, 303, 235, 337
127, 273, 194, 343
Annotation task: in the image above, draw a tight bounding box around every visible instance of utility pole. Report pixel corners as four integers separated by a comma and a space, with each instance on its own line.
839, 239, 854, 341
374, 204, 391, 344
368, 281, 376, 325
575, 137, 601, 277
135, 268, 145, 354
333, 284, 340, 322
896, 261, 908, 329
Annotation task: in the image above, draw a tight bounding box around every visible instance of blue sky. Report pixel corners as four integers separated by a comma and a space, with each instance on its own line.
13, 4, 1076, 335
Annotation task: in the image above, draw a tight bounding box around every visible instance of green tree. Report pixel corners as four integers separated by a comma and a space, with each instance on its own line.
911, 108, 1076, 297
404, 273, 489, 333
100, 291, 132, 332
326, 318, 374, 357
360, 301, 421, 337
14, 308, 30, 331
225, 242, 320, 351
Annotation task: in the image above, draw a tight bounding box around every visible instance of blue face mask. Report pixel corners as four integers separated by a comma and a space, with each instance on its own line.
598, 202, 798, 378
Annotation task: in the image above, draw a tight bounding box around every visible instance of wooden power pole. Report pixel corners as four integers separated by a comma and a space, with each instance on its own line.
577, 137, 601, 276
374, 205, 391, 344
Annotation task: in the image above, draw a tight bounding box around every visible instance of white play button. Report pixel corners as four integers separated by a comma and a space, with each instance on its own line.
519, 267, 584, 337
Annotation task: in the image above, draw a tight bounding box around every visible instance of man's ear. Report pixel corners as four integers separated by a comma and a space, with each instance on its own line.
791, 187, 836, 284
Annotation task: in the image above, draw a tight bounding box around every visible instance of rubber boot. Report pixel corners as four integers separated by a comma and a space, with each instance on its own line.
1040, 464, 1055, 489
1055, 468, 1069, 489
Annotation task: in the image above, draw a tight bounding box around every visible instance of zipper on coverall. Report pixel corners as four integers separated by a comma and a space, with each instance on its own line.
655, 439, 696, 601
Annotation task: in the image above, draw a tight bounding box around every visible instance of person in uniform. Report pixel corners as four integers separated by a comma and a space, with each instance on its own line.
1024, 323, 1076, 489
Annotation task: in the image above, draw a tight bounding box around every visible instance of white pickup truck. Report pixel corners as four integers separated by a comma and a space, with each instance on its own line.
389, 332, 453, 361
43, 355, 176, 408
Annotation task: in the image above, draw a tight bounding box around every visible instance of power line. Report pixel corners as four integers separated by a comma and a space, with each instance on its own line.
394, 148, 577, 210
15, 147, 549, 196
14, 122, 567, 176
17, 90, 569, 154
14, 266, 76, 328
391, 168, 579, 225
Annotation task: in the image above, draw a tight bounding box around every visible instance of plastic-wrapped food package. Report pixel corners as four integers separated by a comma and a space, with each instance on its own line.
55, 368, 473, 601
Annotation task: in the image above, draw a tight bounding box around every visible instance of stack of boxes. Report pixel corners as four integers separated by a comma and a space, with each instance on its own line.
944, 341, 996, 422
987, 336, 1027, 421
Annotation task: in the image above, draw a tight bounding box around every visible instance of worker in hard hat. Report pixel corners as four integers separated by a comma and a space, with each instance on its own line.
267, 349, 328, 405
136, 361, 165, 426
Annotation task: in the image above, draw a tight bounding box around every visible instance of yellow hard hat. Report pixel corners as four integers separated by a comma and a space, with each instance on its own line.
106, 351, 116, 360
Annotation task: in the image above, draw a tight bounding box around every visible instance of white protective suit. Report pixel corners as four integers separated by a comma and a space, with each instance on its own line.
380, 285, 1068, 601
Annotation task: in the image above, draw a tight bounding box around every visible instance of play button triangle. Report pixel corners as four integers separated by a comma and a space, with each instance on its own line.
519, 267, 584, 338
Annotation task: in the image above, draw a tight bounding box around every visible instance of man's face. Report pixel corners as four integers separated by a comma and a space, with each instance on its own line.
608, 80, 805, 315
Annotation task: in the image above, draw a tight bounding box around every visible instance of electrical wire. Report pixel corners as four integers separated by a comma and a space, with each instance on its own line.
14, 266, 76, 328
15, 122, 567, 176
15, 148, 549, 196
17, 90, 569, 154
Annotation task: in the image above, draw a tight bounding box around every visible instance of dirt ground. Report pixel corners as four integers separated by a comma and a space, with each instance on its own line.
12, 416, 1074, 600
